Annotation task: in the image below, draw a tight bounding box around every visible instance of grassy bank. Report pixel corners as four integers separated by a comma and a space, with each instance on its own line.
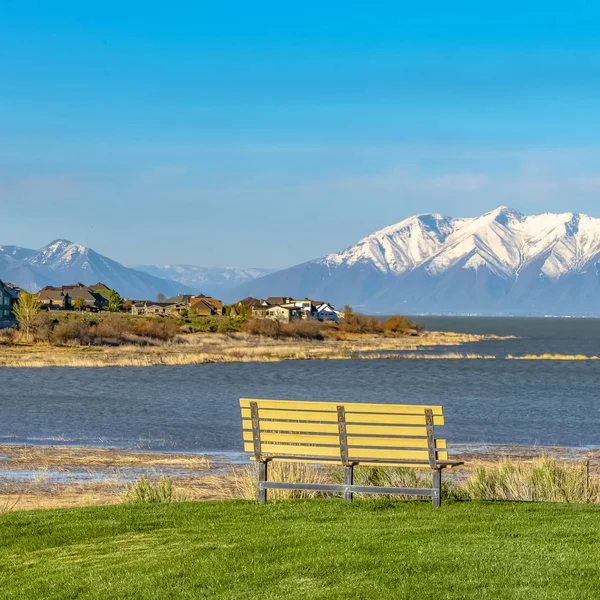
1, 500, 600, 599
0, 330, 510, 367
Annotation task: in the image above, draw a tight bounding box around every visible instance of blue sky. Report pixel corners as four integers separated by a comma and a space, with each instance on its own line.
2, 1, 600, 268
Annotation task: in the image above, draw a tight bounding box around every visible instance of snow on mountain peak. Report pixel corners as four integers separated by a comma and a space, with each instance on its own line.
322, 212, 460, 274
321, 207, 600, 281
30, 239, 91, 268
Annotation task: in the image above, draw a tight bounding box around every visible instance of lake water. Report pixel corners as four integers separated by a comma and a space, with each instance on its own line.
1, 317, 599, 452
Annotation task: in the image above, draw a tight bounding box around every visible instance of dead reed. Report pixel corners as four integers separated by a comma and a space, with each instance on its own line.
205, 463, 330, 500
465, 457, 600, 503
507, 354, 600, 361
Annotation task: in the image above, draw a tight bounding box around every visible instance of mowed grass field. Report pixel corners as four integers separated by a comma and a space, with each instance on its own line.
1, 500, 600, 599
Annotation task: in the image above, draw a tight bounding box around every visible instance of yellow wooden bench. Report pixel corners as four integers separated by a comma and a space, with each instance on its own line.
240, 398, 463, 507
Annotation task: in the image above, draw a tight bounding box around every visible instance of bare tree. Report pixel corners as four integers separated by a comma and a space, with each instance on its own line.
13, 292, 41, 342
156, 293, 167, 303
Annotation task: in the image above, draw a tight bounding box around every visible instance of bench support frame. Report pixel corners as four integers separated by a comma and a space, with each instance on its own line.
257, 479, 444, 500
250, 401, 269, 504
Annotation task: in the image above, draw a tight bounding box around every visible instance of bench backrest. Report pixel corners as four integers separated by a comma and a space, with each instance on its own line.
240, 398, 449, 468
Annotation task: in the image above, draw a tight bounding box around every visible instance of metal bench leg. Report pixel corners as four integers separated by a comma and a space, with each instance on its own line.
344, 465, 354, 503
432, 469, 442, 507
258, 461, 268, 504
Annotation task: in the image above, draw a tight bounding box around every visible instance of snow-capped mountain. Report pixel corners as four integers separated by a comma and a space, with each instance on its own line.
227, 207, 600, 315
133, 264, 274, 297
0, 240, 197, 299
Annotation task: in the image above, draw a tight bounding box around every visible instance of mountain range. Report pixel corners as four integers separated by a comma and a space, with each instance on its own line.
0, 240, 268, 300
6, 207, 600, 314
227, 207, 600, 315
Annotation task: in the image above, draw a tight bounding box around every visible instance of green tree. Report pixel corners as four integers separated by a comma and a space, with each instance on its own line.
13, 292, 41, 342
108, 291, 121, 312
73, 297, 87, 311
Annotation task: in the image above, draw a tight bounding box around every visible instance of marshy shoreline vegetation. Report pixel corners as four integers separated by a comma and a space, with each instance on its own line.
0, 306, 513, 367
1, 443, 599, 513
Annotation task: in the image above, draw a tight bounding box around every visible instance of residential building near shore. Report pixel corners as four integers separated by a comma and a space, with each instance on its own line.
130, 293, 340, 323
131, 294, 223, 316
233, 296, 341, 323
0, 280, 16, 320
38, 283, 110, 311
0, 277, 343, 325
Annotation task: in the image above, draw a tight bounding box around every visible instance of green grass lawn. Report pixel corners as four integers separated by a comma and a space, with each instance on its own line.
1, 500, 600, 599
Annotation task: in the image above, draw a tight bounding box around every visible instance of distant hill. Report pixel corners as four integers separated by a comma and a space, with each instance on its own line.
133, 264, 274, 298
228, 207, 600, 315
0, 240, 196, 299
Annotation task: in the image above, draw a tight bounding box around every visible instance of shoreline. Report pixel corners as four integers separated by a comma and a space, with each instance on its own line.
1, 443, 598, 512
0, 330, 512, 368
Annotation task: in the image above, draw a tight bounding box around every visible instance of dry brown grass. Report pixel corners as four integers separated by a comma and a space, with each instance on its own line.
0, 445, 211, 470
365, 353, 497, 360
203, 462, 330, 500
0, 331, 512, 368
507, 354, 600, 360
466, 457, 600, 503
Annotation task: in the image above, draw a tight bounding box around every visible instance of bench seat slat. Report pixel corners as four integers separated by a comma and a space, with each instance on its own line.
240, 398, 443, 415
242, 430, 447, 449
240, 408, 445, 426
243, 442, 449, 462
250, 456, 447, 468
241, 420, 431, 437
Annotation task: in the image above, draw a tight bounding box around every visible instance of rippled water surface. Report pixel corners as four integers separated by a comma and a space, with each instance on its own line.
1, 317, 599, 451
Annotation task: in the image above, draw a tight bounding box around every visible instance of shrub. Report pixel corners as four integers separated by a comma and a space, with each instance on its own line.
93, 314, 133, 338
215, 318, 238, 333
33, 312, 55, 343
131, 319, 181, 342
242, 318, 281, 337
0, 327, 18, 345
123, 477, 187, 504
381, 315, 416, 334
342, 312, 382, 334
52, 319, 94, 345
280, 320, 325, 340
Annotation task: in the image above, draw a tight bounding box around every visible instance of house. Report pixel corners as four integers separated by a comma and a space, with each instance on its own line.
235, 297, 264, 309
67, 284, 109, 309
266, 296, 294, 306
251, 305, 270, 319
165, 294, 196, 305
249, 296, 340, 323
131, 301, 185, 316
190, 299, 219, 317
40, 284, 108, 310
3, 283, 21, 310
39, 289, 72, 310
0, 280, 14, 320
277, 299, 338, 322
265, 304, 303, 323
190, 296, 223, 315
314, 302, 339, 322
